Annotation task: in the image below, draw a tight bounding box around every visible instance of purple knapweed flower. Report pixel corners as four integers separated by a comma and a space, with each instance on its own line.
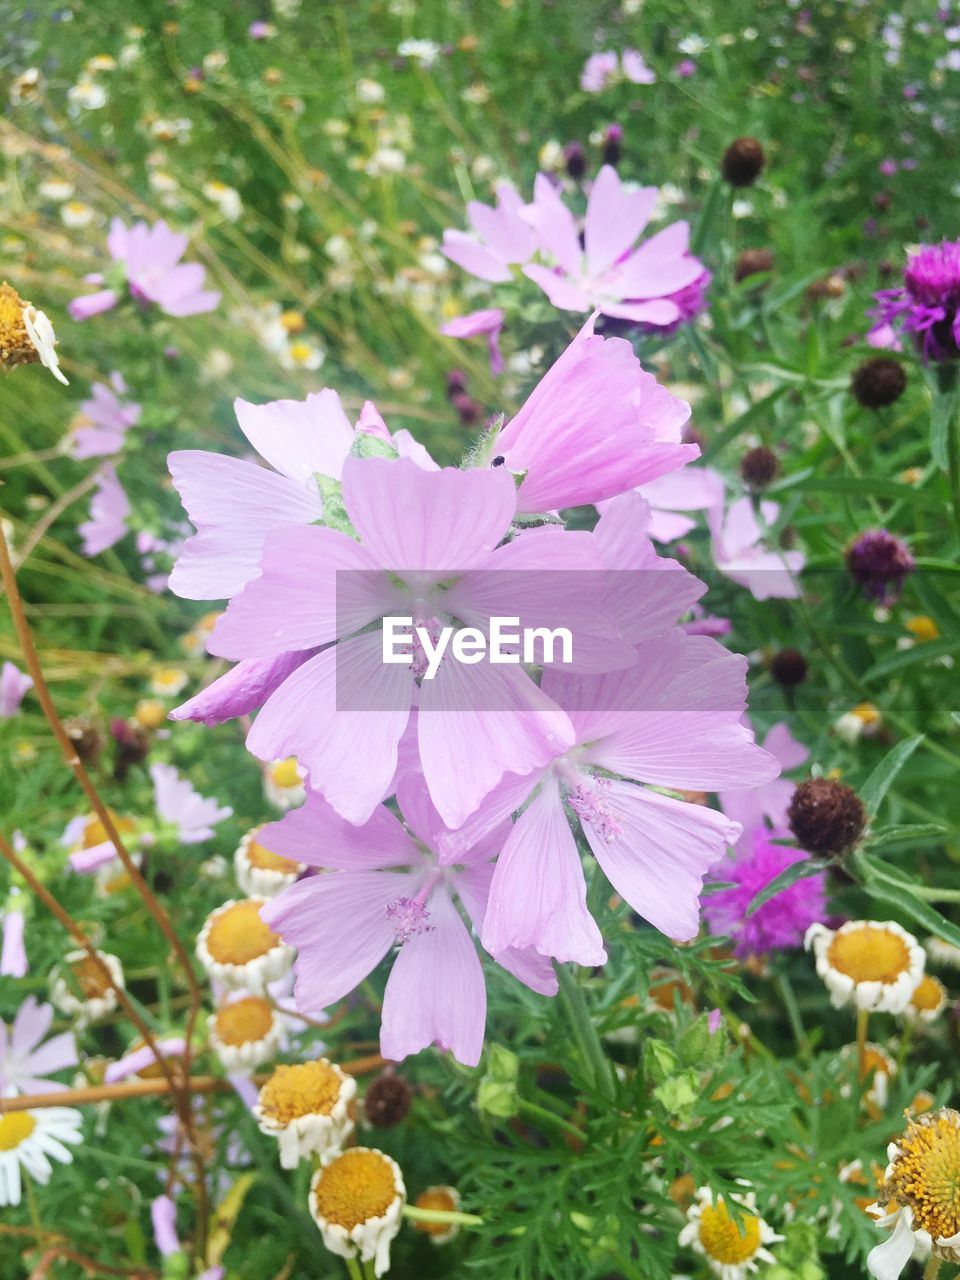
845, 528, 915, 604
0, 662, 32, 717
524, 166, 707, 327
69, 218, 221, 321
71, 372, 141, 460
702, 826, 827, 958
0, 996, 78, 1096
872, 240, 960, 360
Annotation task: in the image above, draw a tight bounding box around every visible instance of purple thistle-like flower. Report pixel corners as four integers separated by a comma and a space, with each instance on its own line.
871, 240, 960, 360
845, 528, 915, 605
702, 826, 826, 958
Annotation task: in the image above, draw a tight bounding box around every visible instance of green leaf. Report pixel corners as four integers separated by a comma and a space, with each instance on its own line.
930, 376, 960, 471
866, 823, 947, 852
862, 638, 959, 682
746, 857, 825, 917
856, 853, 960, 949
858, 735, 924, 815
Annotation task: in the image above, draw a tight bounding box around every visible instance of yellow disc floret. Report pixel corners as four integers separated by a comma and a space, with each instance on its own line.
214, 996, 275, 1046
886, 1110, 960, 1242
827, 925, 911, 984
697, 1197, 762, 1265
312, 1148, 399, 1230
911, 974, 947, 1014
258, 1060, 346, 1125
270, 758, 301, 788
205, 899, 279, 965
245, 838, 301, 875
0, 1113, 36, 1152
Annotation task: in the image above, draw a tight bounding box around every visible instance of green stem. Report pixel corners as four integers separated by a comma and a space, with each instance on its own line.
922, 1258, 942, 1280
24, 1171, 44, 1248
897, 1021, 915, 1075
344, 1258, 363, 1280
556, 964, 615, 1101
775, 968, 810, 1059
518, 1098, 587, 1144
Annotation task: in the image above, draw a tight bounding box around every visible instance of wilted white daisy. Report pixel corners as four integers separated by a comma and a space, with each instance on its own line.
254, 1059, 356, 1168
839, 1041, 897, 1110
280, 335, 325, 371
412, 1185, 462, 1245
209, 992, 283, 1074
67, 78, 107, 111
397, 38, 440, 67
149, 666, 189, 698
50, 949, 124, 1025
263, 757, 305, 810
356, 77, 385, 103
679, 1187, 782, 1280
196, 898, 294, 994
867, 1108, 960, 1279
10, 68, 42, 106
0, 1107, 83, 1207
805, 921, 925, 1014
0, 283, 68, 386
38, 178, 75, 202
202, 181, 243, 221
925, 936, 960, 970
904, 973, 948, 1024
235, 828, 304, 898
309, 1146, 405, 1277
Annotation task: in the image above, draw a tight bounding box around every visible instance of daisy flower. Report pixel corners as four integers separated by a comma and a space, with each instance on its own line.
196, 899, 294, 995
0, 281, 68, 385
262, 757, 306, 811
412, 1185, 462, 1244
868, 1109, 960, 1278
0, 1107, 83, 1207
805, 921, 925, 1014
679, 1186, 782, 1280
209, 992, 284, 1074
904, 973, 948, 1024
254, 1059, 357, 1168
234, 828, 304, 898
0, 997, 77, 1096
309, 1147, 405, 1277
50, 949, 125, 1025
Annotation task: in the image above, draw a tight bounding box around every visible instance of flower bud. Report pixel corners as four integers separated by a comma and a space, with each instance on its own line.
787, 777, 866, 856
721, 136, 766, 187
850, 357, 907, 409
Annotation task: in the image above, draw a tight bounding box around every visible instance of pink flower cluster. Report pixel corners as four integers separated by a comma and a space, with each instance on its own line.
442, 166, 710, 356
167, 320, 778, 1067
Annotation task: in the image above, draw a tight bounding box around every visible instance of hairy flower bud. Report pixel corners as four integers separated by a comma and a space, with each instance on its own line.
740, 445, 779, 490
770, 647, 808, 688
363, 1070, 412, 1128
721, 136, 766, 187
850, 356, 907, 409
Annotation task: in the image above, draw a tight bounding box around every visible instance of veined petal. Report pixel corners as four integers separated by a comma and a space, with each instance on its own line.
233, 390, 354, 484
259, 790, 416, 871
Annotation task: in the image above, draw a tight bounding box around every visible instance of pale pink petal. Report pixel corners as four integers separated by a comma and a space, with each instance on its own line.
455, 862, 558, 996
262, 872, 405, 1014
341, 456, 517, 574
246, 637, 412, 826
12, 996, 52, 1056
170, 651, 315, 725
380, 888, 486, 1067
581, 781, 735, 939
522, 262, 592, 312
258, 791, 415, 871
207, 525, 385, 660
167, 450, 322, 601
441, 230, 512, 283
765, 722, 809, 772
482, 779, 606, 966
19, 1031, 77, 1082
584, 167, 658, 278
529, 174, 583, 274
233, 390, 354, 484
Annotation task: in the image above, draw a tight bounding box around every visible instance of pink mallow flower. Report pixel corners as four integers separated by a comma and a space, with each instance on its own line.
441, 182, 538, 282
1, 899, 28, 978
258, 771, 557, 1067
487, 316, 697, 513
580, 49, 656, 92
70, 372, 141, 460
206, 455, 638, 830
168, 390, 430, 601
0, 662, 32, 717
0, 996, 78, 1096
432, 629, 777, 967
150, 762, 232, 844
440, 308, 504, 376
69, 218, 221, 321
630, 465, 725, 542
107, 1038, 187, 1084
702, 826, 827, 958
523, 166, 707, 327
79, 464, 130, 556
708, 497, 805, 599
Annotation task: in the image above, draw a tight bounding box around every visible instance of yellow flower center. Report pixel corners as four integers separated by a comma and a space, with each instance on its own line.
152, 667, 185, 690
827, 925, 911, 984
205, 899, 279, 965
413, 1186, 458, 1236
244, 837, 301, 875
0, 282, 36, 370
698, 1199, 762, 1264
859, 1043, 894, 1083
270, 758, 301, 788
70, 954, 113, 998
214, 995, 275, 1046
887, 1111, 960, 1241
911, 974, 947, 1014
280, 310, 306, 333
851, 702, 881, 726
906, 615, 939, 642
0, 1112, 36, 1151
312, 1148, 398, 1230
135, 699, 167, 729
82, 811, 136, 848
288, 341, 314, 364
259, 1060, 345, 1124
